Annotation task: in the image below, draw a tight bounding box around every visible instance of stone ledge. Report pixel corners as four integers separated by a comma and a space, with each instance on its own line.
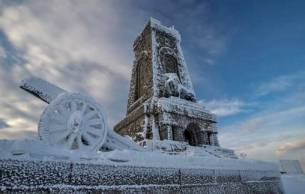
0, 159, 284, 194
0, 183, 284, 194
1, 159, 70, 187
114, 104, 145, 133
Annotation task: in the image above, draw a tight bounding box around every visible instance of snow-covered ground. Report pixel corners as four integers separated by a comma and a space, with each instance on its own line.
281, 174, 305, 194
0, 139, 277, 171
0, 139, 287, 193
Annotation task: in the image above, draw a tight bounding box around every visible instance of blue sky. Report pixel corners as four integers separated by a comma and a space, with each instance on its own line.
0, 0, 304, 167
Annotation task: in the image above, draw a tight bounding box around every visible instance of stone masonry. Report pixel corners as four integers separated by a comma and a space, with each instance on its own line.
0, 159, 284, 194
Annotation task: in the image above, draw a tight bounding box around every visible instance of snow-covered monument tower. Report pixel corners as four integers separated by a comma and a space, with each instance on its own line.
114, 18, 219, 147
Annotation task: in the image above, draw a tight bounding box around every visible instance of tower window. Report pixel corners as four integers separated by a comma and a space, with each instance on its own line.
135, 61, 148, 100
163, 54, 180, 79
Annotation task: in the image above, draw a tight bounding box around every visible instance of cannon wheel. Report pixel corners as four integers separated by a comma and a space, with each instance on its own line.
38, 92, 108, 152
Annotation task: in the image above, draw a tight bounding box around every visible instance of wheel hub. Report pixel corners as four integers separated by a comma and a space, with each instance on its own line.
68, 110, 84, 134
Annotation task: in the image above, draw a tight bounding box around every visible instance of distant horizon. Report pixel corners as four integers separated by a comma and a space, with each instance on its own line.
0, 0, 304, 167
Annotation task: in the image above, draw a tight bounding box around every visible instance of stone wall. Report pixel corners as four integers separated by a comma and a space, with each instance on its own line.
0, 159, 285, 194
114, 104, 147, 143
127, 21, 154, 112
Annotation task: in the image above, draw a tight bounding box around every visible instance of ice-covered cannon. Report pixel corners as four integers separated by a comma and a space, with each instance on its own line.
20, 77, 145, 153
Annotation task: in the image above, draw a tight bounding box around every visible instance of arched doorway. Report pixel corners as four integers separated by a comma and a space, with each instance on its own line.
184, 129, 194, 145
184, 123, 202, 146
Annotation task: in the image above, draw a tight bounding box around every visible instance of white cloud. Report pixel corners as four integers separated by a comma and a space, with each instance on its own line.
218, 72, 305, 164
276, 137, 305, 156
200, 99, 250, 117
0, 1, 136, 139
225, 133, 297, 162
240, 117, 263, 132
275, 134, 292, 141
257, 71, 305, 96
275, 137, 305, 168
219, 105, 305, 164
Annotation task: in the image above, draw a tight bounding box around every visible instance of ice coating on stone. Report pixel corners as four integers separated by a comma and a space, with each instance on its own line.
0, 151, 285, 193
151, 115, 160, 140
0, 139, 286, 193
117, 18, 203, 145
150, 18, 195, 98
148, 18, 196, 105
157, 97, 217, 122
149, 17, 181, 41
143, 103, 149, 139
164, 73, 195, 101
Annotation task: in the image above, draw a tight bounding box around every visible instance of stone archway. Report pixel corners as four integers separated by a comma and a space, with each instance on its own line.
184, 129, 195, 146
184, 123, 202, 146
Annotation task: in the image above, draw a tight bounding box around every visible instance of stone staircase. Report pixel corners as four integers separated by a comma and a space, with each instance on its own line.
187, 146, 211, 157
186, 145, 238, 159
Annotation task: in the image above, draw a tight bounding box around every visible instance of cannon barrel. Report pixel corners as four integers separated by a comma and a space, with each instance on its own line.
20, 76, 145, 152
20, 76, 66, 104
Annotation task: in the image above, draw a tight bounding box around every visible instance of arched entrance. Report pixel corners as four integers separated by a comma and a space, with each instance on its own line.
184, 123, 202, 146
184, 129, 195, 145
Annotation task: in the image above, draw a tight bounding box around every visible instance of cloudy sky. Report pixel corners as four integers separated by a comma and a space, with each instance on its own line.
0, 0, 304, 167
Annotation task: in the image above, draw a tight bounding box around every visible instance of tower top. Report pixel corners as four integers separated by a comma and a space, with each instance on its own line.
148, 17, 180, 40
134, 18, 181, 50
128, 16, 196, 115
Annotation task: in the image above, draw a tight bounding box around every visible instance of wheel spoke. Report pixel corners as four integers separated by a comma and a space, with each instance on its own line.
86, 126, 103, 136
57, 106, 69, 117
66, 133, 77, 149
77, 135, 84, 149
84, 110, 96, 120
86, 119, 104, 126
49, 124, 66, 132
83, 132, 95, 145
50, 114, 67, 124
57, 130, 71, 143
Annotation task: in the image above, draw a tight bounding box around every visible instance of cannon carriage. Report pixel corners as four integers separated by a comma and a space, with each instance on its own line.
20, 76, 145, 153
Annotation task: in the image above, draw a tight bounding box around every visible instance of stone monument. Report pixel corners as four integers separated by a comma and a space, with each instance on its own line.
115, 18, 219, 148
